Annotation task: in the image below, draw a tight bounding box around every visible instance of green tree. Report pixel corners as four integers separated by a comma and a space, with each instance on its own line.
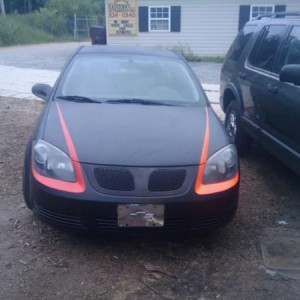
46, 0, 104, 18
4, 0, 46, 13
34, 0, 105, 36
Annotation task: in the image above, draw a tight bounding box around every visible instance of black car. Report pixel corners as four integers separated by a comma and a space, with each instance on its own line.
220, 12, 300, 175
23, 45, 239, 234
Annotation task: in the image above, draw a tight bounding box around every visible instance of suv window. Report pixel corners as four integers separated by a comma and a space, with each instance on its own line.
226, 25, 257, 62
249, 25, 287, 72
277, 26, 300, 72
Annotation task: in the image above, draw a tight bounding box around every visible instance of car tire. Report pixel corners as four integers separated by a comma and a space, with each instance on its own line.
22, 142, 33, 210
225, 101, 252, 156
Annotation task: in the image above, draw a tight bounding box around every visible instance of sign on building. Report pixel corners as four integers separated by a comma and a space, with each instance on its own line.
107, 0, 138, 36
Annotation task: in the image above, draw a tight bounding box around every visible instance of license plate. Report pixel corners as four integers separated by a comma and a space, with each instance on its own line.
117, 204, 164, 227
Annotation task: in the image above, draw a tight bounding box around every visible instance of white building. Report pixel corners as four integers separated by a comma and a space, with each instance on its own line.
105, 0, 300, 56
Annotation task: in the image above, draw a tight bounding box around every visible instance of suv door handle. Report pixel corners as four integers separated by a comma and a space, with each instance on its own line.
239, 72, 247, 80
267, 84, 279, 94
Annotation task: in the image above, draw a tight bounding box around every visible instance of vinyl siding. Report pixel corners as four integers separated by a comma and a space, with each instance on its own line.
106, 0, 300, 56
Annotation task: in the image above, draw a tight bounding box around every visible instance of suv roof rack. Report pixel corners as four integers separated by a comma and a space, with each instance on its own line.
256, 12, 300, 20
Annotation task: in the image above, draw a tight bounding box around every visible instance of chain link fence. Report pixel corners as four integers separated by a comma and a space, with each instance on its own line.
73, 14, 102, 40
0, 12, 105, 46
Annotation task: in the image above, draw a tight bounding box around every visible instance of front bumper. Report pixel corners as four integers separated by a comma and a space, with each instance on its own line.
31, 177, 239, 234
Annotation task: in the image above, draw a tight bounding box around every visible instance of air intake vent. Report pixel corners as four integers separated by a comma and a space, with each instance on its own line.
148, 169, 186, 192
94, 167, 135, 191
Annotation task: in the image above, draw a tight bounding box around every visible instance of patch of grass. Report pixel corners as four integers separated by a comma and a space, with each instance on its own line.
167, 44, 202, 62
165, 44, 225, 63
0, 14, 54, 46
199, 56, 225, 63
0, 14, 74, 47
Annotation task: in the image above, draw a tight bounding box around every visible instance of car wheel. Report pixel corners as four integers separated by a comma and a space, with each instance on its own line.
225, 101, 252, 156
22, 142, 33, 210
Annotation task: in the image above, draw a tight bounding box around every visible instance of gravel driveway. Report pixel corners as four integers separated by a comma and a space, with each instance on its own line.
1, 98, 300, 300
0, 42, 222, 85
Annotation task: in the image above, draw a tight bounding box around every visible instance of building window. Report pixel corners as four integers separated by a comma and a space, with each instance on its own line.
149, 7, 170, 32
250, 5, 274, 20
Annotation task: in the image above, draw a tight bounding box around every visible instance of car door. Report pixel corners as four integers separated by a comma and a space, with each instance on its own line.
267, 25, 300, 153
241, 24, 288, 138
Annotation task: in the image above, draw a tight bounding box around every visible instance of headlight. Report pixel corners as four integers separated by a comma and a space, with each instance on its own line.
202, 144, 238, 184
32, 139, 75, 182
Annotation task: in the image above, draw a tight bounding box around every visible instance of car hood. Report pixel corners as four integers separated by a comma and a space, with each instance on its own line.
43, 101, 223, 167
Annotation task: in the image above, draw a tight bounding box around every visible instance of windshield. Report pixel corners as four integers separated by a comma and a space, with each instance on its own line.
57, 54, 205, 104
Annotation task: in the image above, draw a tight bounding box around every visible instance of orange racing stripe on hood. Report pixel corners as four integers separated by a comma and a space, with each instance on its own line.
32, 103, 86, 193
195, 108, 210, 194
195, 108, 239, 195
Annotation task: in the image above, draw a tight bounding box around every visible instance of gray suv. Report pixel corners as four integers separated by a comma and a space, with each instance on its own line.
220, 12, 300, 175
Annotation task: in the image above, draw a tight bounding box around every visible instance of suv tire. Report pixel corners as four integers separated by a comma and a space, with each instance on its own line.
225, 101, 252, 156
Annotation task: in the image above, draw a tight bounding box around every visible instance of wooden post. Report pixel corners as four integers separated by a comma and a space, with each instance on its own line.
0, 0, 6, 17
73, 13, 77, 40
86, 15, 90, 38
27, 0, 32, 13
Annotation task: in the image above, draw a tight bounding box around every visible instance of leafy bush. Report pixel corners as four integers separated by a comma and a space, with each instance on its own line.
46, 0, 104, 19
0, 14, 55, 46
164, 44, 225, 63
33, 8, 70, 35
0, 0, 105, 46
200, 56, 225, 63
165, 44, 202, 62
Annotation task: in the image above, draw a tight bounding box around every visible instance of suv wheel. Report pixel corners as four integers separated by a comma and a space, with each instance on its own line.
225, 101, 252, 155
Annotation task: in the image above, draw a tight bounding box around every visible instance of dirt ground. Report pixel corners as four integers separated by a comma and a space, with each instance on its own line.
1, 97, 300, 300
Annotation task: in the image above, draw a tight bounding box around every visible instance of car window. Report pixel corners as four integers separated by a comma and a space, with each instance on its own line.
226, 25, 257, 62
58, 54, 205, 104
276, 26, 300, 72
248, 25, 287, 72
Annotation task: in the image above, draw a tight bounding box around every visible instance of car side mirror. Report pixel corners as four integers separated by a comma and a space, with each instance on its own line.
279, 64, 300, 86
32, 83, 52, 101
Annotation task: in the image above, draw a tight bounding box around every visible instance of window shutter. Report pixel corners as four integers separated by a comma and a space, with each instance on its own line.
139, 6, 148, 32
171, 6, 181, 32
275, 5, 286, 13
238, 5, 250, 31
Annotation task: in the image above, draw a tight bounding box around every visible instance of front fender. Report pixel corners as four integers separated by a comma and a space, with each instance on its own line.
221, 83, 244, 113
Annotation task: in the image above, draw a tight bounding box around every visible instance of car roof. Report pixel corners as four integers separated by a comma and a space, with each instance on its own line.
77, 45, 180, 59
246, 12, 300, 26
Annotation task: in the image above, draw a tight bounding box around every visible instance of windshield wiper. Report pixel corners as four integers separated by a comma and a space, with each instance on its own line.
57, 95, 101, 103
105, 99, 176, 106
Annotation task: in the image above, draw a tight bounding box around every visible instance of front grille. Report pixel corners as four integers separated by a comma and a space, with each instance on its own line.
96, 218, 117, 230
33, 204, 86, 229
33, 202, 236, 233
95, 213, 233, 233
94, 167, 135, 191
190, 212, 235, 231
148, 169, 186, 192
95, 218, 183, 232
